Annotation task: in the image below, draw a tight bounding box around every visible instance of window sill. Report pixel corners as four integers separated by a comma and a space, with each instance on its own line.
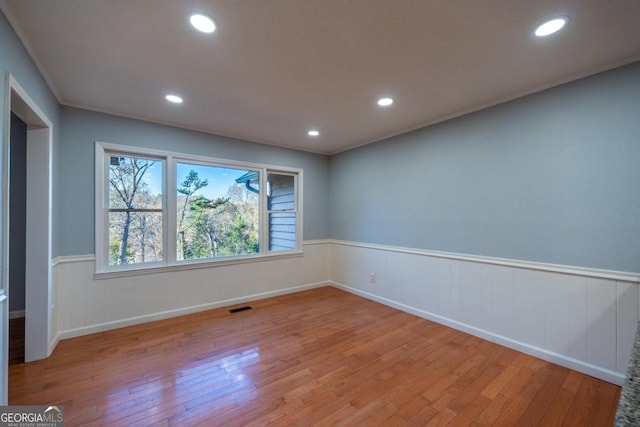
94, 250, 304, 280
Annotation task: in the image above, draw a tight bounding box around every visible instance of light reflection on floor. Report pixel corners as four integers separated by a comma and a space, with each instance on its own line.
102, 347, 261, 423
176, 347, 261, 417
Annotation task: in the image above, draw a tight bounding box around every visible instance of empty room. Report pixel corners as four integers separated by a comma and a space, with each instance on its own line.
1, 1, 640, 425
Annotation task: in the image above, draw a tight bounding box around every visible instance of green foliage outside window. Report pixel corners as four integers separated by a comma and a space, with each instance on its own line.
176, 167, 259, 260
108, 157, 259, 266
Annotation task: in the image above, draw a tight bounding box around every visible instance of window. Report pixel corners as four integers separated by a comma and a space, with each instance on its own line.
107, 154, 164, 267
96, 143, 302, 275
176, 162, 259, 260
268, 173, 297, 252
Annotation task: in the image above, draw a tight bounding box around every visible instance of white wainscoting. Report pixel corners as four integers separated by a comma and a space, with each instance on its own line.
328, 240, 640, 385
50, 239, 639, 385
53, 241, 328, 342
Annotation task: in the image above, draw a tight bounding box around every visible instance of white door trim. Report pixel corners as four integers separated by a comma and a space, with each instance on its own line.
2, 74, 54, 376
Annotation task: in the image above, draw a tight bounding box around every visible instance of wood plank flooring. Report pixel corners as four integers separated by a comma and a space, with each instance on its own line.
9, 287, 621, 426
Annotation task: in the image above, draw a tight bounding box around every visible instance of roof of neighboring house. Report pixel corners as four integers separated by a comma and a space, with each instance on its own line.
235, 171, 259, 184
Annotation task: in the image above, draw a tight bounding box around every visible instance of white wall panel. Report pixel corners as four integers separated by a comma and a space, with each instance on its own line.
544, 273, 571, 356
513, 269, 547, 349
389, 250, 412, 305
459, 261, 491, 331
53, 242, 328, 340
587, 278, 617, 371
418, 255, 438, 314
368, 246, 388, 298
331, 245, 346, 281
435, 258, 453, 318
617, 282, 639, 372
490, 265, 515, 339
565, 274, 588, 362
329, 241, 640, 385
449, 259, 462, 321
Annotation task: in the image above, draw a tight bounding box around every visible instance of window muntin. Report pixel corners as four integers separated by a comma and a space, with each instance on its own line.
176, 163, 259, 261
96, 143, 302, 274
107, 154, 163, 266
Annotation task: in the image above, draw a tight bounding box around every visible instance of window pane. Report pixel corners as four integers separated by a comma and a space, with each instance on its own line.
109, 212, 163, 265
269, 212, 296, 251
267, 173, 295, 211
176, 163, 259, 260
109, 155, 162, 209
267, 173, 296, 251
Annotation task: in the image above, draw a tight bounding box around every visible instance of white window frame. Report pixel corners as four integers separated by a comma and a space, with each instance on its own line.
95, 142, 303, 278
265, 171, 300, 252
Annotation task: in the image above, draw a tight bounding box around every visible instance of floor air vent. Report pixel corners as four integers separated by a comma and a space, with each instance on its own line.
229, 306, 253, 313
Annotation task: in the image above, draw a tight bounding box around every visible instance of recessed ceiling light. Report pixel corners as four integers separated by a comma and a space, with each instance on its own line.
165, 94, 183, 104
377, 97, 394, 107
534, 17, 567, 37
308, 130, 320, 137
190, 13, 217, 33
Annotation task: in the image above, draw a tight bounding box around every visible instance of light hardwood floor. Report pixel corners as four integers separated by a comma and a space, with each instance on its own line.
9, 287, 620, 426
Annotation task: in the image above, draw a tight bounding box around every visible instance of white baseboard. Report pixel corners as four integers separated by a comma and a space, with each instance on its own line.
57, 281, 328, 341
49, 333, 60, 357
330, 281, 625, 386
9, 310, 25, 319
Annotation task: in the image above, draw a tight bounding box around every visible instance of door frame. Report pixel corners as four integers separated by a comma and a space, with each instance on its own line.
1, 73, 54, 402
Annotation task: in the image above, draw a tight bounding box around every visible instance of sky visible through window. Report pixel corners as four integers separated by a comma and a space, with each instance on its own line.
144, 163, 251, 199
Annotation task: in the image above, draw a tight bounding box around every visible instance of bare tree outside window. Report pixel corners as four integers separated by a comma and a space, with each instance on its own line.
108, 156, 163, 265
98, 144, 301, 273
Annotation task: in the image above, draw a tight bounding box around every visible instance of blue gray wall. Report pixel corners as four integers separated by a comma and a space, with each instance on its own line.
329, 61, 640, 273
1, 9, 59, 294
4, 6, 640, 273
0, 9, 60, 140
57, 107, 330, 256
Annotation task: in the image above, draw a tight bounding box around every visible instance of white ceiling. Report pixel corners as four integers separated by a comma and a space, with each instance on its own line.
2, 0, 640, 155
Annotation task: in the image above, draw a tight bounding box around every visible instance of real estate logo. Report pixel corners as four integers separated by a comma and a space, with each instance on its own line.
0, 405, 63, 427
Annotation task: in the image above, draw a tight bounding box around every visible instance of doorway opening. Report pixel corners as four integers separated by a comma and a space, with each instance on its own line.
8, 112, 27, 365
